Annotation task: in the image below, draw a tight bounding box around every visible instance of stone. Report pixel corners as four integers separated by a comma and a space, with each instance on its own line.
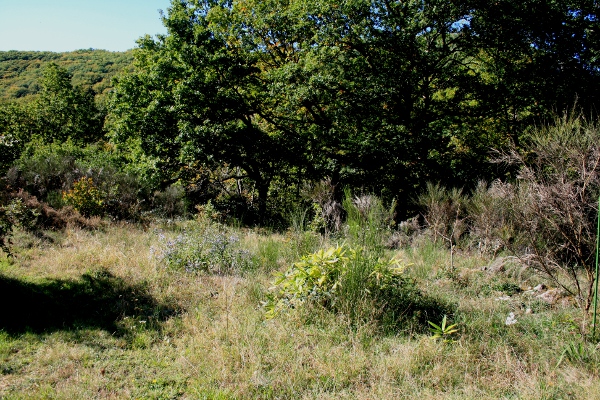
534, 284, 547, 292
537, 288, 564, 305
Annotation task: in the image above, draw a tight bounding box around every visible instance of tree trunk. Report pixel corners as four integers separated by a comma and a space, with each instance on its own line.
256, 179, 270, 224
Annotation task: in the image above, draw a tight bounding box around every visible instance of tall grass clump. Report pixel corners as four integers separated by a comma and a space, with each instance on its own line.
343, 189, 396, 253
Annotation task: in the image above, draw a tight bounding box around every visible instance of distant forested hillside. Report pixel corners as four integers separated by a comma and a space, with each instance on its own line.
0, 49, 133, 101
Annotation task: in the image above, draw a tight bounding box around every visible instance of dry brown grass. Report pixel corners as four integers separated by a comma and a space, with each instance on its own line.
0, 221, 599, 399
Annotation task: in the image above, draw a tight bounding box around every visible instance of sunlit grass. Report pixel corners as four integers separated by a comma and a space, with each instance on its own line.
0, 220, 599, 399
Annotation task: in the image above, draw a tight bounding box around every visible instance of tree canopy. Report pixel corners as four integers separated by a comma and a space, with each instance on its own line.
0, 50, 133, 102
0, 63, 105, 174
107, 0, 600, 217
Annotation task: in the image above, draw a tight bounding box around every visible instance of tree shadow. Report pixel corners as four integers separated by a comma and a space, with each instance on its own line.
0, 268, 179, 336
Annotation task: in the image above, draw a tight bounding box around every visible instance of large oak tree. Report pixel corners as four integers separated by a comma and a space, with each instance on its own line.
108, 0, 600, 218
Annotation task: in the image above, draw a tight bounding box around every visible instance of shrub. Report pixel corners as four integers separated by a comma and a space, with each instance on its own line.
305, 179, 343, 235
11, 189, 101, 230
494, 112, 600, 310
343, 190, 396, 252
152, 183, 188, 218
265, 244, 451, 332
0, 189, 42, 255
416, 112, 600, 311
62, 177, 105, 217
10, 139, 82, 199
0, 195, 15, 255
466, 180, 517, 256
417, 182, 468, 246
0, 213, 11, 255
9, 140, 151, 220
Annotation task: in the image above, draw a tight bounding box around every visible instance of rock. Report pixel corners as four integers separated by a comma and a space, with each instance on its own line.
537, 288, 564, 305
534, 284, 547, 292
559, 296, 575, 307
482, 260, 505, 273
505, 312, 518, 325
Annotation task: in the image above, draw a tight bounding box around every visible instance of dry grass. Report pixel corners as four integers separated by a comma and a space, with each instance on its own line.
0, 220, 599, 399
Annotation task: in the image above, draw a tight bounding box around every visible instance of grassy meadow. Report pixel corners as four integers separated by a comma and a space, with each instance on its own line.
0, 214, 599, 399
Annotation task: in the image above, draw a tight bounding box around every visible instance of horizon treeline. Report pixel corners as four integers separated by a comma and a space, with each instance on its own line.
0, 49, 133, 101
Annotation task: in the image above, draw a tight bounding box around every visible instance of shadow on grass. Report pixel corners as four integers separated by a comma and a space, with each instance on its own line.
0, 268, 179, 335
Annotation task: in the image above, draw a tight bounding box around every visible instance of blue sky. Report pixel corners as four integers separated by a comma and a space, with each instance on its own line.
0, 0, 171, 52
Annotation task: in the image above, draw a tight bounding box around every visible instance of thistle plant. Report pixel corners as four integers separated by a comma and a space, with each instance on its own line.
154, 221, 252, 275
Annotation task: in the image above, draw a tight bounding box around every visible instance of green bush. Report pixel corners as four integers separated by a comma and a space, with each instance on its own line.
265, 244, 451, 332
62, 177, 105, 217
0, 199, 14, 255
0, 193, 40, 256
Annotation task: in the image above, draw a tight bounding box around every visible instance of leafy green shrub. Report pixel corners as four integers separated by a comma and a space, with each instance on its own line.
265, 246, 349, 317
154, 220, 252, 275
62, 177, 105, 217
265, 244, 452, 332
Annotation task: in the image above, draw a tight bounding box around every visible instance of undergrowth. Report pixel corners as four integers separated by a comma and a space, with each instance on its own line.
0, 209, 598, 399
265, 244, 452, 334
